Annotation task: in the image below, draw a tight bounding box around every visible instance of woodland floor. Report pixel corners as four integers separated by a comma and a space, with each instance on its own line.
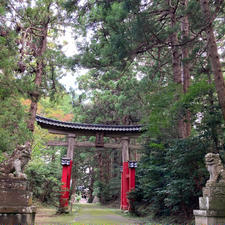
35, 203, 144, 225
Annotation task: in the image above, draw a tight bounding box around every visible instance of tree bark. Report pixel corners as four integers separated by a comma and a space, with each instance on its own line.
168, 1, 185, 138
27, 26, 48, 132
181, 0, 191, 137
170, 9, 182, 85
200, 0, 225, 121
97, 152, 104, 182
88, 167, 95, 203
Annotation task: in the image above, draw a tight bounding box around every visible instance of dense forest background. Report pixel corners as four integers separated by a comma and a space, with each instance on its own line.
1, 0, 225, 222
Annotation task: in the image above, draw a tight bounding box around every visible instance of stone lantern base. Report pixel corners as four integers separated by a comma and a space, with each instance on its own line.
0, 177, 36, 225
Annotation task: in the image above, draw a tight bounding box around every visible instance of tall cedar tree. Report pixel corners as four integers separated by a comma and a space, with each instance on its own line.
181, 0, 191, 137
8, 0, 66, 132
200, 0, 225, 122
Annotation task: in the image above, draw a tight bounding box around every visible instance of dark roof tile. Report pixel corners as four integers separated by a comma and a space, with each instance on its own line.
36, 115, 143, 133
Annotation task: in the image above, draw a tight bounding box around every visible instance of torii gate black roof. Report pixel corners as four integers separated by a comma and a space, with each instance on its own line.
36, 115, 144, 137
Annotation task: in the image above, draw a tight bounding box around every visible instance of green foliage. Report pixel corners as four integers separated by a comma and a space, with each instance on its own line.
129, 137, 209, 219
175, 79, 215, 114
26, 157, 62, 205
0, 11, 31, 154
0, 95, 31, 153
146, 83, 182, 139
95, 175, 121, 204
74, 66, 145, 125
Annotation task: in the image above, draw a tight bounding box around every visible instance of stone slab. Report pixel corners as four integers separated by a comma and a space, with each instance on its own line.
0, 189, 33, 206
0, 206, 36, 214
0, 177, 32, 207
0, 213, 35, 225
199, 196, 225, 211
0, 177, 28, 190
194, 209, 225, 217
0, 177, 36, 224
194, 210, 225, 225
195, 215, 225, 225
0, 206, 36, 225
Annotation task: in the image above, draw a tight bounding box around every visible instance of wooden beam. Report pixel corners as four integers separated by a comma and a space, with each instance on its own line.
121, 137, 129, 162
67, 134, 76, 159
47, 129, 141, 138
48, 140, 67, 146
47, 140, 142, 150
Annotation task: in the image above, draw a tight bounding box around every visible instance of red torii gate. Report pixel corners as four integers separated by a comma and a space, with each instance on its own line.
36, 115, 143, 212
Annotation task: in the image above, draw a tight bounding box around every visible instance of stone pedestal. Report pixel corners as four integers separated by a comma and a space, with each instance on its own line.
193, 184, 225, 225
0, 177, 36, 225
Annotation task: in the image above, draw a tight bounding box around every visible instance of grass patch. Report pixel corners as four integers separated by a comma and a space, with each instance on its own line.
35, 203, 141, 225
35, 203, 194, 225
35, 206, 79, 225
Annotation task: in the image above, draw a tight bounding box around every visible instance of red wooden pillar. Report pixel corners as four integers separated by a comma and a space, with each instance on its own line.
120, 137, 130, 210
120, 161, 137, 210
67, 160, 73, 196
60, 158, 72, 209
121, 161, 129, 210
128, 161, 137, 210
59, 134, 75, 212
129, 166, 136, 191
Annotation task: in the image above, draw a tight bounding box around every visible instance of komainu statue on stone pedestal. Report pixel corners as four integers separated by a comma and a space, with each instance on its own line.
0, 142, 31, 179
205, 152, 225, 186
193, 153, 225, 225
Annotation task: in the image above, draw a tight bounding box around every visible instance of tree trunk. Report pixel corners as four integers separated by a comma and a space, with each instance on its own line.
168, 1, 185, 138
88, 167, 95, 203
200, 0, 225, 121
181, 0, 191, 137
97, 152, 104, 183
27, 27, 48, 132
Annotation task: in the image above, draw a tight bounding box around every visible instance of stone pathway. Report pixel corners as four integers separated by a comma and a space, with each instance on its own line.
74, 203, 141, 224
35, 203, 142, 225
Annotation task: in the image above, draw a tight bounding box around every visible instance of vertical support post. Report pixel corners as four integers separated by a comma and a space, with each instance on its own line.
120, 137, 129, 210
121, 162, 129, 210
60, 161, 70, 210
66, 134, 76, 196
67, 134, 76, 159
129, 167, 135, 191
66, 160, 73, 201
128, 164, 136, 210
121, 137, 129, 162
59, 134, 76, 213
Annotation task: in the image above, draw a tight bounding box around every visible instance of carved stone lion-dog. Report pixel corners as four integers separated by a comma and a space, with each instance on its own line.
0, 142, 31, 179
205, 153, 225, 186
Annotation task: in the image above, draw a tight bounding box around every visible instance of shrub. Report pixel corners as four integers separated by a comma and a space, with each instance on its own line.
129, 137, 209, 219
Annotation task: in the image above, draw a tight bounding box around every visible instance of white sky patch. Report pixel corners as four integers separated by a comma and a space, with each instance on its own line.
60, 69, 89, 91
60, 27, 78, 57
58, 27, 89, 91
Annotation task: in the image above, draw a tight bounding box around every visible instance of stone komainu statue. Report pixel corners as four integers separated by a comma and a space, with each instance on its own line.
205, 153, 225, 186
0, 142, 31, 179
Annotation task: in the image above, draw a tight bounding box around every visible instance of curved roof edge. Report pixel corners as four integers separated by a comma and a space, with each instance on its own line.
36, 115, 144, 133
